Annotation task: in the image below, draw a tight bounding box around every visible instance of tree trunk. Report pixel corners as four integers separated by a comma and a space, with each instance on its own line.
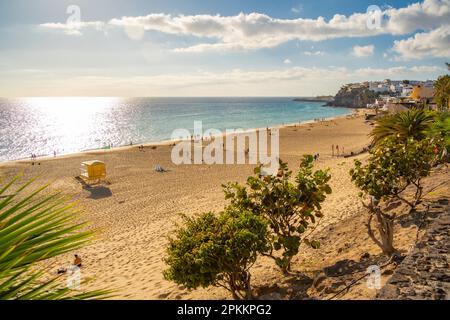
412, 182, 423, 209
367, 206, 397, 257
244, 273, 253, 300
375, 210, 396, 256
281, 256, 293, 275
228, 272, 253, 300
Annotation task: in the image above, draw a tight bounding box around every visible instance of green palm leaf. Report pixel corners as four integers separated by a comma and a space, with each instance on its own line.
0, 176, 113, 300
370, 109, 435, 145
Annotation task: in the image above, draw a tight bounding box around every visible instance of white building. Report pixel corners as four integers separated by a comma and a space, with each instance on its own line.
369, 82, 390, 93
390, 84, 402, 94
401, 86, 414, 97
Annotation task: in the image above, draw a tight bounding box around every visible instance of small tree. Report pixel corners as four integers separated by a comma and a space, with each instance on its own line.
350, 137, 442, 256
223, 156, 331, 273
163, 209, 269, 300
434, 74, 450, 111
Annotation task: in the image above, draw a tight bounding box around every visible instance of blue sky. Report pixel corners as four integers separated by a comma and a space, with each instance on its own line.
0, 0, 448, 97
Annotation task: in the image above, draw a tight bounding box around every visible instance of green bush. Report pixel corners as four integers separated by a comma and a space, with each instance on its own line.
427, 111, 450, 157
163, 209, 269, 300
350, 136, 443, 256
223, 156, 331, 273
351, 137, 441, 208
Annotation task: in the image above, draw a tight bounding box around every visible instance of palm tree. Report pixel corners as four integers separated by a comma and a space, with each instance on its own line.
434, 74, 450, 111
427, 111, 450, 147
370, 109, 435, 146
0, 176, 112, 300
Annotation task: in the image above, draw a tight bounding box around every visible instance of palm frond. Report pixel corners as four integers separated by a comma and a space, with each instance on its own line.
370, 109, 434, 145
0, 176, 113, 300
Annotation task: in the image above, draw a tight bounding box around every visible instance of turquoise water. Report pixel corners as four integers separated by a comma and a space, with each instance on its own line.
0, 97, 350, 161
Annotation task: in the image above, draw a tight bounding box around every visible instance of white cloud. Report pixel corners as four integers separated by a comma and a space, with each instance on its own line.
354, 65, 441, 76
173, 42, 249, 53
303, 50, 324, 56
392, 25, 450, 59
40, 21, 105, 36
39, 0, 450, 53
291, 5, 303, 14
2, 65, 443, 97
384, 0, 450, 34
352, 45, 375, 57
283, 59, 292, 64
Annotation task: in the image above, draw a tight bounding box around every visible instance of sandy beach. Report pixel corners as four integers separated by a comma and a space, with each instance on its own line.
0, 110, 385, 299
2, 0, 449, 304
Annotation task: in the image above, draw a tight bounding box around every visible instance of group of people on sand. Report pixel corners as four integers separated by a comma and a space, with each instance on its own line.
30, 153, 41, 165
331, 144, 345, 157
190, 134, 216, 142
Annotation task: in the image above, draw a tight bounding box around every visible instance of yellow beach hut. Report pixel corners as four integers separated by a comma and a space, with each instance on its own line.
80, 160, 106, 182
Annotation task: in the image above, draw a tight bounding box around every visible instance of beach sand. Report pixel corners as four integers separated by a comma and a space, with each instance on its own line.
0, 110, 381, 299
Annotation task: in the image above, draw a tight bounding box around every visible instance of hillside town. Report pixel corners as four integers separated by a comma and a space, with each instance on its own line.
330, 79, 437, 112
366, 79, 436, 111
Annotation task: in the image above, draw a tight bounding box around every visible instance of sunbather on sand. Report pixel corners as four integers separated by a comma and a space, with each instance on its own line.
74, 254, 82, 268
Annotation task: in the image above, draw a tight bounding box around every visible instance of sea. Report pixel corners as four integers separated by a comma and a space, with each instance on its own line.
0, 97, 351, 162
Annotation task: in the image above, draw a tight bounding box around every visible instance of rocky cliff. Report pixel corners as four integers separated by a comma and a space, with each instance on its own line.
327, 85, 383, 108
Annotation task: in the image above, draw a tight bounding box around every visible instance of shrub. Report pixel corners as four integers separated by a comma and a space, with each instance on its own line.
163, 209, 269, 300
350, 136, 443, 256
427, 111, 450, 159
223, 156, 331, 273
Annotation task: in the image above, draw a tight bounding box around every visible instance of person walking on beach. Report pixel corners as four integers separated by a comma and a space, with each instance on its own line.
332, 145, 334, 157
336, 145, 339, 157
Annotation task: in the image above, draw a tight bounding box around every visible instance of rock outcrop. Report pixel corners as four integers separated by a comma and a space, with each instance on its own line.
377, 203, 450, 300
327, 84, 382, 108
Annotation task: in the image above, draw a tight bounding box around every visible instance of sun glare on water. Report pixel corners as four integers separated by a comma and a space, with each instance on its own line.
18, 97, 122, 156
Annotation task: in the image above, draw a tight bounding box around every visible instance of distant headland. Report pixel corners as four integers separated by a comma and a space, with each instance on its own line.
292, 96, 334, 103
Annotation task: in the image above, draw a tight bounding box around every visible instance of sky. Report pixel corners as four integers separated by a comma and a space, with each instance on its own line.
0, 0, 449, 97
